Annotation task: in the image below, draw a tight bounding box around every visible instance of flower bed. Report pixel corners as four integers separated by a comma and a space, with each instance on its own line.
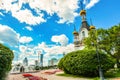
22, 73, 47, 80
22, 73, 33, 77
29, 76, 47, 80
43, 69, 62, 75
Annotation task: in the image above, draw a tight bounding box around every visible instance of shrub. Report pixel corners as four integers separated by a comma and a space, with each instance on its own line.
58, 49, 115, 77
0, 44, 14, 80
35, 66, 40, 70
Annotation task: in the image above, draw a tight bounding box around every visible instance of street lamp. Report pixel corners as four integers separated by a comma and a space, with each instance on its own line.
90, 26, 104, 80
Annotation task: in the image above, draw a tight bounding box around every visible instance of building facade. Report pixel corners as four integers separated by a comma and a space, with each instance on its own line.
23, 57, 28, 66
73, 8, 90, 50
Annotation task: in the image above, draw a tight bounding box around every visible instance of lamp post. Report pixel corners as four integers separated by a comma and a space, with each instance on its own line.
96, 40, 104, 80
90, 26, 104, 80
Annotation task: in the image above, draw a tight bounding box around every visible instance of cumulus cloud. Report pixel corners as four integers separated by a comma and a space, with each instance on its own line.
19, 45, 27, 52
51, 34, 69, 46
85, 0, 100, 9
16, 40, 74, 66
18, 45, 35, 61
0, 0, 100, 25
29, 0, 79, 24
0, 0, 79, 25
35, 43, 74, 65
12, 9, 46, 25
45, 44, 74, 56
0, 24, 20, 46
19, 36, 33, 44
25, 26, 33, 31
0, 12, 4, 16
33, 41, 74, 57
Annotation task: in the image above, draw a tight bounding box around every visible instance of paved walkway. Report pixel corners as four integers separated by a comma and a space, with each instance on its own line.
7, 69, 86, 80
7, 69, 120, 80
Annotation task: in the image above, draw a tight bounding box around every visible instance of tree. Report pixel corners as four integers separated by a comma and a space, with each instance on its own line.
84, 24, 120, 68
0, 44, 14, 80
58, 49, 114, 77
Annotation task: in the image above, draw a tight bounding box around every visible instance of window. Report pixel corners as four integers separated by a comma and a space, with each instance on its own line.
82, 31, 85, 38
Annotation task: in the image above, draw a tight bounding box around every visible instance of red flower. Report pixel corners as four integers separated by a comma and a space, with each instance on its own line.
28, 76, 48, 80
28, 76, 40, 80
23, 73, 47, 80
22, 73, 33, 77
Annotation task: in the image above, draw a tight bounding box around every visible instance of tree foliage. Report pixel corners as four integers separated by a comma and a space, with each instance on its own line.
84, 24, 120, 68
58, 49, 114, 77
0, 44, 14, 80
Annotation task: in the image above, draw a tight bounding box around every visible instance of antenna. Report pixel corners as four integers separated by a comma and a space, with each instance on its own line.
90, 18, 93, 26
80, 1, 83, 10
82, 0, 89, 10
86, 0, 89, 6
74, 24, 76, 31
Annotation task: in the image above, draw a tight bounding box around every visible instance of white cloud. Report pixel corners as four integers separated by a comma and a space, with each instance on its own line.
34, 42, 48, 51
0, 24, 20, 46
85, 0, 100, 9
33, 42, 74, 58
25, 26, 33, 31
28, 0, 79, 24
0, 0, 100, 25
16, 40, 74, 66
51, 34, 69, 46
35, 43, 74, 65
45, 44, 74, 55
0, 0, 79, 25
83, 0, 87, 4
0, 12, 4, 16
19, 45, 27, 52
19, 36, 33, 44
12, 9, 46, 25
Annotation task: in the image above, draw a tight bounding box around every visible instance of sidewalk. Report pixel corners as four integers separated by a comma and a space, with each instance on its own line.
8, 69, 86, 80
7, 69, 120, 80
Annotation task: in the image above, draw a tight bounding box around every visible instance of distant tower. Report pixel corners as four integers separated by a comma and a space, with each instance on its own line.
23, 57, 28, 66
73, 25, 80, 50
48, 58, 58, 66
40, 54, 43, 67
35, 60, 39, 66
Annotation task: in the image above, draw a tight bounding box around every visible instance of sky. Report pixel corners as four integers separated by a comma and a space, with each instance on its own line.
0, 0, 120, 66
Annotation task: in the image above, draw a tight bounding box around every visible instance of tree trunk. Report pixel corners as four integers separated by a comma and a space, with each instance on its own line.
116, 59, 120, 68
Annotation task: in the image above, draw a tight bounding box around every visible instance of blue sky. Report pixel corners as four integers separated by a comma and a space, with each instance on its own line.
0, 0, 120, 65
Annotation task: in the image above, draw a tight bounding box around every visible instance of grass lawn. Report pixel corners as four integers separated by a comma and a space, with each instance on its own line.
56, 69, 120, 80
104, 69, 120, 79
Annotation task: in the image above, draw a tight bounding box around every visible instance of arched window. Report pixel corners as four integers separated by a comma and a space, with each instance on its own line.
82, 31, 85, 38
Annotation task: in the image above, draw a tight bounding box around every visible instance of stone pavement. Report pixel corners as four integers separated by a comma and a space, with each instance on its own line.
7, 69, 86, 80
7, 69, 120, 80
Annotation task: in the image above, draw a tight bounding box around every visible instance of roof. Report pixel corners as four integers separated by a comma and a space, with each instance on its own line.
73, 31, 79, 35
80, 21, 90, 31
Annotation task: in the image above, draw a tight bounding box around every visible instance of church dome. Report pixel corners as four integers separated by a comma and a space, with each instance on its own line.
80, 10, 86, 16
73, 31, 79, 35
90, 26, 96, 30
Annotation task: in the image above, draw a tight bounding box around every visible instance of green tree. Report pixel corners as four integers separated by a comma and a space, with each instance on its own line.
0, 44, 14, 80
84, 24, 120, 68
58, 49, 114, 77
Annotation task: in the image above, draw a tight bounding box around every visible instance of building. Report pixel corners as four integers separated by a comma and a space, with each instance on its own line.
48, 58, 58, 66
73, 2, 91, 50
23, 57, 28, 66
35, 60, 39, 66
